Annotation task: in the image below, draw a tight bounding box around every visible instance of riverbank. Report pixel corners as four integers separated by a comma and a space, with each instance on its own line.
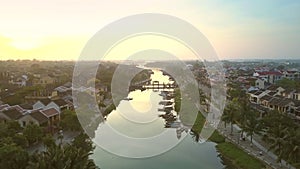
192, 113, 268, 169
210, 131, 266, 169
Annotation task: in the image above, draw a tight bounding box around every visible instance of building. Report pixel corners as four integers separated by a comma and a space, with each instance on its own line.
253, 71, 283, 84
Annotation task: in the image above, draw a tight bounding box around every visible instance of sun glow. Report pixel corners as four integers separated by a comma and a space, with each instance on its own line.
10, 38, 41, 50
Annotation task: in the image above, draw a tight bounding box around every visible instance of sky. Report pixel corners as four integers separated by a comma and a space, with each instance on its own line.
0, 0, 299, 61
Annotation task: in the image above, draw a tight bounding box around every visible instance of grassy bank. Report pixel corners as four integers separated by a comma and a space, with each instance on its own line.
216, 142, 265, 169
192, 112, 266, 169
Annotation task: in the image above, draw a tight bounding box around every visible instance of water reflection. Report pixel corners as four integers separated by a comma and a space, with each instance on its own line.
91, 68, 225, 168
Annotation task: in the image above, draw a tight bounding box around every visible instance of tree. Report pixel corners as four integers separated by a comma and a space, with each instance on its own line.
283, 128, 300, 165
23, 124, 43, 144
28, 135, 98, 169
0, 142, 29, 169
242, 112, 262, 143
12, 134, 28, 148
222, 98, 239, 134
60, 110, 82, 131
42, 134, 55, 149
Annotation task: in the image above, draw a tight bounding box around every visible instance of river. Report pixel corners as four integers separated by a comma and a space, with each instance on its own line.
91, 69, 226, 169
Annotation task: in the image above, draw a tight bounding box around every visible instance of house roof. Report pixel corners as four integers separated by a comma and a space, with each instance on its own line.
258, 71, 283, 76
63, 82, 72, 88
41, 108, 59, 117
52, 99, 67, 107
267, 85, 279, 91
269, 97, 293, 107
19, 103, 33, 110
2, 108, 23, 120
268, 91, 277, 96
30, 110, 48, 124
250, 103, 269, 113
54, 86, 69, 93
253, 91, 264, 96
261, 95, 273, 102
39, 98, 52, 105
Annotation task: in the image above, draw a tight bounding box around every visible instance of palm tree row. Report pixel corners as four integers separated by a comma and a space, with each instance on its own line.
221, 87, 300, 167
262, 111, 300, 166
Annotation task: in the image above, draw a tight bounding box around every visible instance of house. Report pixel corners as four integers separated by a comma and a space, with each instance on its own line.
268, 96, 294, 113
33, 98, 69, 113
282, 70, 300, 80
32, 75, 55, 86
253, 71, 283, 84
293, 90, 300, 101
18, 110, 48, 127
54, 86, 71, 97
281, 89, 295, 99
249, 90, 270, 104
40, 108, 60, 127
33, 98, 52, 110
8, 75, 28, 87
266, 85, 285, 95
255, 78, 269, 89
0, 105, 25, 123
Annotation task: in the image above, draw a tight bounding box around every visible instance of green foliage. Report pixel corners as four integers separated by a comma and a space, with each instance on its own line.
42, 134, 56, 149
222, 98, 240, 134
12, 134, 28, 148
209, 131, 225, 143
262, 110, 300, 165
60, 110, 82, 131
28, 134, 98, 169
0, 142, 29, 169
23, 124, 43, 144
216, 142, 265, 169
3, 86, 42, 105
276, 78, 300, 90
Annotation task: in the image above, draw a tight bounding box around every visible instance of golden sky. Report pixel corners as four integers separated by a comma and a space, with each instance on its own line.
0, 0, 299, 61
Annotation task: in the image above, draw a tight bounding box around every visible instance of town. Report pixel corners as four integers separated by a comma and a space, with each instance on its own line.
0, 59, 299, 169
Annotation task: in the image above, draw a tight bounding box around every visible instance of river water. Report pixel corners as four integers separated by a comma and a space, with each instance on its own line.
91, 69, 225, 169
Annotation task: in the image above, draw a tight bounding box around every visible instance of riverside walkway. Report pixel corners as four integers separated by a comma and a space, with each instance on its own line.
218, 124, 295, 169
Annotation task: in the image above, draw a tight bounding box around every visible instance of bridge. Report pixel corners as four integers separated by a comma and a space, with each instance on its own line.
129, 80, 178, 91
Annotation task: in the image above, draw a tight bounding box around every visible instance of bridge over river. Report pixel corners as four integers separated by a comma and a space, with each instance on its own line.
129, 80, 178, 91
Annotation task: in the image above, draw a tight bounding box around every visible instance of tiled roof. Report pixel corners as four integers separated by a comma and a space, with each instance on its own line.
30, 110, 48, 124
261, 95, 273, 102
267, 85, 279, 91
41, 108, 59, 117
269, 97, 293, 107
19, 103, 33, 110
52, 99, 67, 107
39, 98, 52, 105
268, 91, 277, 96
258, 71, 283, 76
2, 108, 23, 120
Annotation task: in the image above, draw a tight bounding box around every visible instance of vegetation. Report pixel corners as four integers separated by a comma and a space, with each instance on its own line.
262, 110, 300, 166
216, 142, 265, 169
191, 111, 266, 169
222, 98, 239, 134
276, 78, 300, 90
0, 120, 98, 169
223, 82, 300, 167
60, 110, 83, 131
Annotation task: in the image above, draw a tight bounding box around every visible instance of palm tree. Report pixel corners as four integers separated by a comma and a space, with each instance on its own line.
264, 124, 288, 163
242, 112, 262, 143
283, 128, 300, 165
222, 99, 239, 134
